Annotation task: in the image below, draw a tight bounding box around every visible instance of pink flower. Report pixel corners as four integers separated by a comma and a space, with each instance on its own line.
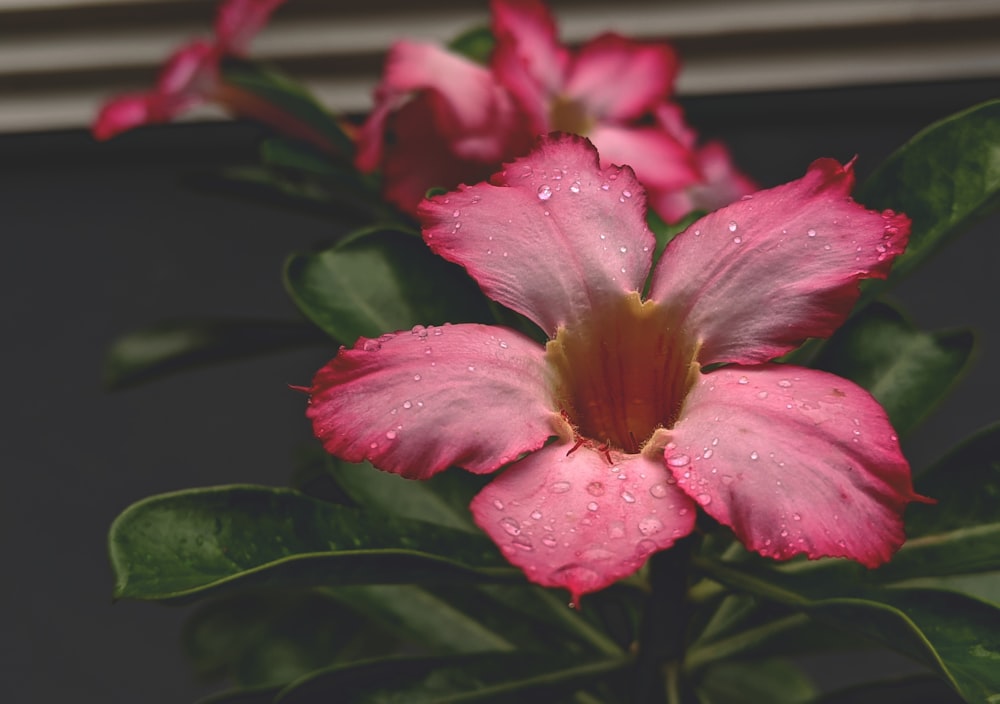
93, 0, 319, 144
490, 0, 752, 221
354, 40, 533, 216
307, 134, 928, 604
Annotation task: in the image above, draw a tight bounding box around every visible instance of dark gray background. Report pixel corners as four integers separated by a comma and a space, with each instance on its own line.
4, 79, 998, 702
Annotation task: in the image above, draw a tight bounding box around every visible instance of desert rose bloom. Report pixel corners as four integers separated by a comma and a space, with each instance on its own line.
307, 134, 928, 603
490, 0, 746, 221
93, 0, 326, 147
354, 40, 534, 216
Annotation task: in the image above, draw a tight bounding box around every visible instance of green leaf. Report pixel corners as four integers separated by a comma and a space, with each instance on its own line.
103, 318, 328, 389
694, 557, 1000, 703
183, 589, 388, 687
108, 485, 520, 601
856, 99, 1000, 304
695, 658, 817, 704
284, 228, 493, 342
323, 456, 485, 533
274, 652, 629, 704
220, 58, 355, 158
812, 302, 974, 435
447, 25, 495, 65
814, 674, 963, 704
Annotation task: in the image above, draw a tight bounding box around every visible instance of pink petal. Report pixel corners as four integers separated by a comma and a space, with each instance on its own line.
565, 33, 679, 121
215, 0, 286, 55
491, 0, 569, 132
156, 40, 219, 99
418, 134, 655, 336
308, 324, 558, 480
93, 93, 161, 140
649, 141, 759, 223
649, 158, 911, 365
588, 123, 700, 190
471, 442, 697, 604
664, 365, 928, 567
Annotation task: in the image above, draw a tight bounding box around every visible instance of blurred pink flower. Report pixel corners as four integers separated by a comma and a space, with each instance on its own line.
307, 135, 928, 603
93, 0, 329, 148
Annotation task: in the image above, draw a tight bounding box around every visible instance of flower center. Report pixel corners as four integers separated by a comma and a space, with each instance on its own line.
545, 293, 700, 454
549, 95, 594, 136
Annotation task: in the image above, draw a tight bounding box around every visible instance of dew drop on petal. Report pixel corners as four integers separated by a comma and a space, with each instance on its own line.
512, 536, 534, 551
608, 520, 626, 539
541, 535, 558, 548
807, 228, 817, 237
696, 493, 712, 506
499, 517, 521, 535
649, 484, 669, 498
619, 245, 628, 253
362, 340, 381, 352
638, 516, 664, 536
621, 490, 636, 503
793, 513, 802, 521
778, 379, 793, 388
586, 481, 605, 496
728, 221, 738, 232
413, 374, 422, 381
530, 510, 543, 520
402, 400, 412, 409
750, 451, 759, 460
667, 455, 691, 467
702, 449, 714, 460
385, 430, 397, 440
586, 501, 599, 512
492, 499, 504, 510
738, 376, 749, 385
550, 481, 571, 494
757, 390, 768, 399
569, 180, 581, 193
537, 184, 552, 200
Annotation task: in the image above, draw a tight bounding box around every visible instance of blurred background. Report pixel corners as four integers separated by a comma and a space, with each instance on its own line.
2, 1, 998, 702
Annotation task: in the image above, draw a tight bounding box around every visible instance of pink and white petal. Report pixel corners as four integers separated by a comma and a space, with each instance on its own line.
419, 134, 655, 336
308, 324, 559, 480
588, 123, 701, 191
93, 93, 160, 140
472, 442, 697, 604
649, 142, 759, 224
491, 0, 569, 131
156, 40, 220, 103
649, 158, 911, 365
565, 33, 679, 121
215, 0, 286, 55
664, 365, 928, 567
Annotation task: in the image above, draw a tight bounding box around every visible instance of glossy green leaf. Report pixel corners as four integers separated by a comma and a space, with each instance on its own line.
103, 318, 328, 389
695, 658, 817, 704
284, 228, 493, 343
275, 652, 629, 704
183, 589, 389, 687
220, 58, 355, 158
323, 456, 485, 533
694, 557, 1000, 703
108, 485, 519, 601
813, 302, 974, 435
814, 674, 963, 704
857, 99, 1000, 304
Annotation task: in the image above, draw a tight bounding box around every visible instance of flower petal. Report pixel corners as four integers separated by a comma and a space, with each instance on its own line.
663, 365, 927, 567
214, 0, 286, 55
308, 324, 558, 479
93, 93, 162, 140
471, 442, 697, 604
649, 140, 759, 223
491, 0, 569, 132
587, 123, 700, 191
649, 158, 911, 365
566, 33, 679, 121
419, 134, 655, 336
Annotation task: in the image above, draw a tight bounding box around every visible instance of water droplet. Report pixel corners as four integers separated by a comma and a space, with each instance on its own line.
499, 340, 508, 349
385, 430, 397, 440
780, 528, 789, 537
402, 400, 412, 410
733, 236, 743, 244
711, 437, 719, 446
694, 229, 702, 236
667, 454, 691, 467
696, 493, 712, 506
728, 220, 738, 232
586, 501, 599, 512
499, 517, 521, 535
467, 365, 476, 372
452, 209, 460, 218
750, 451, 759, 460
569, 180, 581, 193
586, 481, 605, 496
638, 516, 664, 536
362, 340, 381, 352
778, 379, 792, 388
537, 184, 552, 200
807, 228, 817, 237
702, 449, 714, 460
649, 484, 669, 498
550, 481, 571, 494
530, 510, 542, 520
738, 376, 749, 385
619, 245, 628, 253
621, 490, 636, 503
608, 520, 626, 539
541, 535, 558, 548
512, 536, 534, 551
600, 182, 610, 191
622, 189, 633, 199
792, 512, 802, 521
369, 441, 378, 449
492, 499, 504, 510
757, 390, 768, 399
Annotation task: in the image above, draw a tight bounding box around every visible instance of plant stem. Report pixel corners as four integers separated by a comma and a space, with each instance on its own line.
633, 536, 697, 704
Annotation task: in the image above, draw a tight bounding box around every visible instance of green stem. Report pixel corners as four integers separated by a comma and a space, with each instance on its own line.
633, 536, 698, 704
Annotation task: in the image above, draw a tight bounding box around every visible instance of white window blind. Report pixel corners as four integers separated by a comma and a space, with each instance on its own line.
1, 0, 998, 133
